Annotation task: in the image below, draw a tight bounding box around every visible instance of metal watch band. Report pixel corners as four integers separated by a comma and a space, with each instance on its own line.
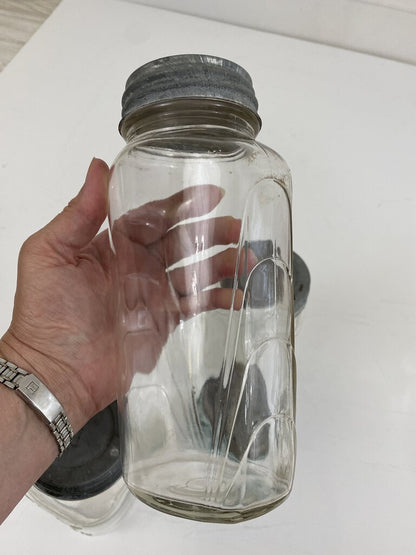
0, 357, 74, 455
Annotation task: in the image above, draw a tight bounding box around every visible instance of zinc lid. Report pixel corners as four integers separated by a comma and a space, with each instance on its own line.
120, 54, 259, 129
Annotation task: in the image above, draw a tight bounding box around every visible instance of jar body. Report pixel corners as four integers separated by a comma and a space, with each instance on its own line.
109, 130, 296, 522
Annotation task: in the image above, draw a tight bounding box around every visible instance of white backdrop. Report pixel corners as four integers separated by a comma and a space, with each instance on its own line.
129, 0, 416, 64
0, 0, 416, 553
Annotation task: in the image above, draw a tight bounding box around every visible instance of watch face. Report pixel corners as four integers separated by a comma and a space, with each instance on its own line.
36, 402, 122, 500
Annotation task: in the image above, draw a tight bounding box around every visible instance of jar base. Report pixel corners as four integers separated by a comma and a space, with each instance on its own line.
131, 488, 290, 523
124, 452, 292, 523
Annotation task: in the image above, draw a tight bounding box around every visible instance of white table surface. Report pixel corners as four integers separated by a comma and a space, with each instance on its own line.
1, 0, 415, 553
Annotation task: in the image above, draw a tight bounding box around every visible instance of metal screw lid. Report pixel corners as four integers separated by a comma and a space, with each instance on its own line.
120, 54, 259, 128
35, 402, 121, 501
293, 252, 311, 317
221, 245, 311, 317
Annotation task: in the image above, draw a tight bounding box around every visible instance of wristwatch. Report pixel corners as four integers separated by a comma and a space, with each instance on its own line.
0, 357, 73, 455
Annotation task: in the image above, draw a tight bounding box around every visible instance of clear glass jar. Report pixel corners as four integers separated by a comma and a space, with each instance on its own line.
27, 403, 133, 535
109, 55, 296, 523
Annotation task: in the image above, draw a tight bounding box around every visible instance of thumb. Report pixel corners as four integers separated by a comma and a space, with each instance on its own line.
45, 158, 110, 254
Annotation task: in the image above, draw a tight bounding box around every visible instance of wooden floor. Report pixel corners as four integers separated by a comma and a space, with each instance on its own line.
0, 0, 61, 71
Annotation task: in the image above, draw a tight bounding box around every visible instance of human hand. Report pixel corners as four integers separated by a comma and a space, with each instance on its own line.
0, 159, 251, 433
110, 184, 252, 392
0, 159, 115, 431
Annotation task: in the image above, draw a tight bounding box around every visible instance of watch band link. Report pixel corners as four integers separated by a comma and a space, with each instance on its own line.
0, 357, 73, 455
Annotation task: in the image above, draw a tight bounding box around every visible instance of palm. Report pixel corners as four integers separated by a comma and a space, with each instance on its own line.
1, 160, 245, 432
8, 229, 118, 417
109, 185, 243, 386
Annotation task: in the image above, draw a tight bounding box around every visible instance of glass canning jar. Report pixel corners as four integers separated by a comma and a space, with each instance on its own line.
109, 54, 297, 523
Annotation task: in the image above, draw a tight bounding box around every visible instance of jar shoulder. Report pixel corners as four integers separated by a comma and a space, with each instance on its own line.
111, 136, 292, 199
254, 141, 292, 196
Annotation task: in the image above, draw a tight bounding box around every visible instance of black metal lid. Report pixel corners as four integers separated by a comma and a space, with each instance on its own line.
120, 54, 260, 130
293, 252, 311, 317
221, 243, 310, 316
35, 402, 122, 501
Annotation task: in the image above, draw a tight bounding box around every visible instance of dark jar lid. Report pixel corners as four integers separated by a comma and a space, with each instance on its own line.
293, 252, 311, 317
221, 244, 310, 316
35, 402, 122, 501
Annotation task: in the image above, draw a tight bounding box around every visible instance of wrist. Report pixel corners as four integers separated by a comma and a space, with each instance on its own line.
0, 332, 90, 435
0, 366, 59, 523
